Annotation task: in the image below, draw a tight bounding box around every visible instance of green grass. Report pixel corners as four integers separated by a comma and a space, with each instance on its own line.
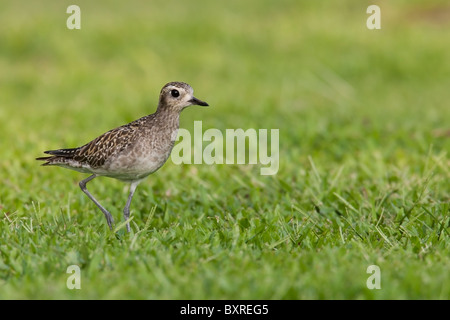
0, 0, 449, 299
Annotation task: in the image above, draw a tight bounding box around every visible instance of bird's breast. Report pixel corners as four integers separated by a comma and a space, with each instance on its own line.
101, 135, 176, 178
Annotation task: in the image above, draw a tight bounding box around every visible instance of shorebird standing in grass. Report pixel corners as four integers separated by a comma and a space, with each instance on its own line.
37, 82, 209, 232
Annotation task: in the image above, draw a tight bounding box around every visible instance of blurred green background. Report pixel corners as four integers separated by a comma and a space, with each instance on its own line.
0, 0, 449, 299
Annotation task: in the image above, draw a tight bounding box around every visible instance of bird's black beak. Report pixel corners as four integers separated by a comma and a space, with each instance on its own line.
190, 97, 209, 107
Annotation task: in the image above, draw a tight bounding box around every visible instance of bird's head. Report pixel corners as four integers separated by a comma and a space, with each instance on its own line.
158, 82, 209, 113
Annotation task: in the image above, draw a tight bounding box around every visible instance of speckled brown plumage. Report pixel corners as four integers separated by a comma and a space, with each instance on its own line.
37, 82, 209, 231
37, 112, 178, 177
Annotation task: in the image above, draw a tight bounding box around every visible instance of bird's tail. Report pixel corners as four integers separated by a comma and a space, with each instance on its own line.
36, 148, 79, 166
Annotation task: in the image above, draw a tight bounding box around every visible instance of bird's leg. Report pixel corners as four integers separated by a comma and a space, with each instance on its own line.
123, 181, 139, 233
79, 174, 115, 230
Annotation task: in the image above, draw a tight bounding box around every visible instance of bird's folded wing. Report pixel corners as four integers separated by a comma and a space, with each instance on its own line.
74, 124, 139, 168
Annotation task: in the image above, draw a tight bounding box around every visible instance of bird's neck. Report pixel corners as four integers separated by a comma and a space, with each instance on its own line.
154, 107, 180, 129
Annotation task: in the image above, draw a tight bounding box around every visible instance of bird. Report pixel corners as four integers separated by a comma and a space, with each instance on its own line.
36, 81, 209, 232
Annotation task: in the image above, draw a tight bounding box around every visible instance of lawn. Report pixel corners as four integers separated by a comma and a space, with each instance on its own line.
0, 0, 449, 299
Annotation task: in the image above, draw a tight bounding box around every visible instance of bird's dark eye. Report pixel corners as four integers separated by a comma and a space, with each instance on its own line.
171, 89, 180, 98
